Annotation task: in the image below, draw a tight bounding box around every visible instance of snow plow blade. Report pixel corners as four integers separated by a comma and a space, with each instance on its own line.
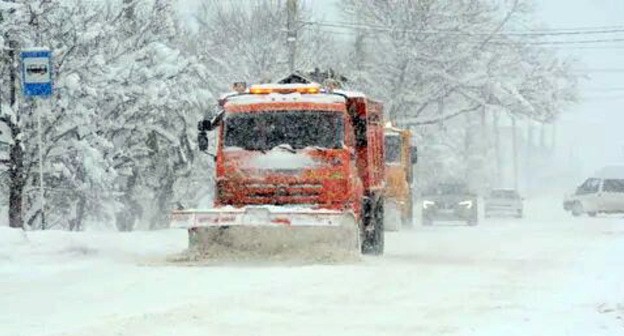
170, 207, 360, 260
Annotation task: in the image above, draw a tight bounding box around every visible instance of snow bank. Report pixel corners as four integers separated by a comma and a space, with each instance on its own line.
0, 227, 28, 247
0, 227, 187, 268
0, 207, 8, 227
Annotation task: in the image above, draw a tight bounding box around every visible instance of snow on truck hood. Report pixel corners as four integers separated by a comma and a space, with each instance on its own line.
224, 92, 346, 106
223, 146, 320, 170
246, 148, 317, 170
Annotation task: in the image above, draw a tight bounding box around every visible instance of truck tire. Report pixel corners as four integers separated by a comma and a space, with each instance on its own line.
422, 216, 433, 226
588, 211, 597, 217
362, 197, 384, 255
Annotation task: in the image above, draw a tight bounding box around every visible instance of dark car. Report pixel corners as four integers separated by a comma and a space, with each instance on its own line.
421, 183, 478, 226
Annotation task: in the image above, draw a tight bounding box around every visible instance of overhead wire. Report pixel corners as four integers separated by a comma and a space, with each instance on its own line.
308, 26, 624, 49
302, 20, 624, 37
307, 26, 624, 46
309, 19, 624, 34
302, 22, 624, 102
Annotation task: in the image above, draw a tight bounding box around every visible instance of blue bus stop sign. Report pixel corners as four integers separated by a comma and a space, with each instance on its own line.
21, 48, 53, 97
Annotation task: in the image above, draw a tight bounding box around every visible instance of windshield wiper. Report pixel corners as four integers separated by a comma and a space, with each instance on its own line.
242, 146, 267, 154
275, 144, 296, 153
312, 146, 330, 152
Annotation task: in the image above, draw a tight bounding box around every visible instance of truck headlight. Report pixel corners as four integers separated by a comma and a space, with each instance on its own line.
423, 200, 435, 209
458, 200, 473, 209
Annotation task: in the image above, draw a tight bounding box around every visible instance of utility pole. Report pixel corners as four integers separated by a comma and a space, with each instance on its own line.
525, 119, 533, 192
511, 117, 519, 191
492, 109, 502, 186
286, 0, 298, 73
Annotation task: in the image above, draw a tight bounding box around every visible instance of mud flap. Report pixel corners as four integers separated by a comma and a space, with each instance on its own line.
361, 198, 384, 255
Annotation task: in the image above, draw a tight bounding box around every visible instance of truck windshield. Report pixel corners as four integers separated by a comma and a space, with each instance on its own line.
224, 111, 344, 151
385, 134, 401, 163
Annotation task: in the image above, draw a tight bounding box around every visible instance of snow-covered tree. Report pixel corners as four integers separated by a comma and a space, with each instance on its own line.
339, 0, 579, 191
193, 0, 339, 85
1, 0, 212, 230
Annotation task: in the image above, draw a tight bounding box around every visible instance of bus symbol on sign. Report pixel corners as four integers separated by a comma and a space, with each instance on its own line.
26, 63, 49, 77
21, 48, 53, 97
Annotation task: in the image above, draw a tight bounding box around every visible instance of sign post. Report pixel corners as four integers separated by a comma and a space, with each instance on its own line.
21, 48, 52, 230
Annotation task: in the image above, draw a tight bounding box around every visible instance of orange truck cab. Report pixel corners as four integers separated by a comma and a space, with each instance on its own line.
383, 124, 417, 230
173, 80, 387, 255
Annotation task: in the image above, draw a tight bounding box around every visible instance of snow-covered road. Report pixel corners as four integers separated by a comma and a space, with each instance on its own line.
2, 199, 624, 336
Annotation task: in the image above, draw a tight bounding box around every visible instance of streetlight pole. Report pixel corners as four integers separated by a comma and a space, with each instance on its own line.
286, 0, 298, 73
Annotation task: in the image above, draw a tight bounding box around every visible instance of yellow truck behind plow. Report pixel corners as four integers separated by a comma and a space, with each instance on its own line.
383, 123, 417, 231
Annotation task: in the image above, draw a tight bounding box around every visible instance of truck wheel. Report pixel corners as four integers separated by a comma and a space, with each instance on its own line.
362, 198, 384, 255
588, 211, 597, 217
422, 216, 433, 226
571, 202, 584, 217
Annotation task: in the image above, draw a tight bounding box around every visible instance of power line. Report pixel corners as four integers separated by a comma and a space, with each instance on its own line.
303, 20, 624, 37
574, 68, 624, 73
583, 95, 624, 101
585, 87, 624, 92
307, 27, 624, 46
313, 28, 624, 49
314, 19, 624, 34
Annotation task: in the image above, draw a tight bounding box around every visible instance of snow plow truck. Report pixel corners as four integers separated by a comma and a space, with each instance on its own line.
383, 123, 417, 231
171, 77, 386, 256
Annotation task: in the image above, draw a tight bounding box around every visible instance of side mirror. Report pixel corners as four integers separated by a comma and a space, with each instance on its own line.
172, 201, 186, 210
197, 120, 212, 132
198, 131, 209, 151
410, 146, 418, 164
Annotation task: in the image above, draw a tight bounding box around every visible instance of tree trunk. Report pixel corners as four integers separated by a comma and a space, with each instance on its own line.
71, 195, 86, 231
7, 43, 24, 229
8, 136, 25, 229
151, 173, 174, 230
511, 117, 519, 191
115, 168, 140, 232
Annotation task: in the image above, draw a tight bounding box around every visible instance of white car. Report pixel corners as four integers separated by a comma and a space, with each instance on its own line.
564, 178, 624, 217
484, 189, 524, 218
564, 166, 624, 217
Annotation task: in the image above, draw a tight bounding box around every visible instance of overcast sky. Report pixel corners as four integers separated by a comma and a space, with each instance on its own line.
180, 0, 624, 177
538, 1, 624, 175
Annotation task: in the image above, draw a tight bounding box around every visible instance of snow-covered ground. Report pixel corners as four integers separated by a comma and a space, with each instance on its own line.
2, 197, 624, 336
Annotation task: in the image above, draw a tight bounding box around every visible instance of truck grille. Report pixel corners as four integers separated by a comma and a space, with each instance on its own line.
241, 182, 324, 204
